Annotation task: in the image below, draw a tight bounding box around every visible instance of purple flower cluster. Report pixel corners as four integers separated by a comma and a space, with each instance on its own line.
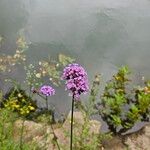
40, 85, 55, 96
62, 63, 89, 99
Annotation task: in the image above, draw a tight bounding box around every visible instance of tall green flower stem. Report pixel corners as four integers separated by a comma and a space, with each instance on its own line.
43, 96, 60, 150
44, 96, 49, 149
46, 96, 49, 110
50, 123, 60, 150
70, 94, 75, 150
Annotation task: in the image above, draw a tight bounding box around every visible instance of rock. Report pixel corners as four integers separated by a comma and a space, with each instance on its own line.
14, 119, 54, 149
13, 114, 150, 150
53, 111, 102, 149
102, 136, 125, 150
14, 120, 48, 140
103, 123, 150, 150
63, 111, 101, 134
11, 111, 102, 150
89, 119, 102, 134
124, 124, 150, 150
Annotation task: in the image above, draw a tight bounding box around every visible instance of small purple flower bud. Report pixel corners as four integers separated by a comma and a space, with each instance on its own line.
31, 87, 38, 94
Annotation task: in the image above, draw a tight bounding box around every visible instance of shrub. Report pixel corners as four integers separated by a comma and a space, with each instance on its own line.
3, 87, 37, 117
98, 66, 150, 135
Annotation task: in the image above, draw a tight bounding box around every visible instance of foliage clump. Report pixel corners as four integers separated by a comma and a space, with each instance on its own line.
98, 66, 150, 135
3, 88, 37, 117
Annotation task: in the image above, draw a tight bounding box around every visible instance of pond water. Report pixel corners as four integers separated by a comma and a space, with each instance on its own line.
0, 0, 150, 130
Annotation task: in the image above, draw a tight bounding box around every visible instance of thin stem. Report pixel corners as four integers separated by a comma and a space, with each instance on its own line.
29, 85, 31, 96
70, 94, 75, 150
50, 124, 61, 150
46, 96, 48, 111
45, 96, 60, 150
44, 96, 48, 149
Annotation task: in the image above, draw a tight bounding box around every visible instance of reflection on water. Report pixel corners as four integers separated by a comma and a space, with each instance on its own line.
0, 0, 28, 37
0, 0, 150, 116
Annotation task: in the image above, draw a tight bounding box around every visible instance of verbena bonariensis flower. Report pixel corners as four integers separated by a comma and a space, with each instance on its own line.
62, 63, 89, 99
40, 85, 55, 96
